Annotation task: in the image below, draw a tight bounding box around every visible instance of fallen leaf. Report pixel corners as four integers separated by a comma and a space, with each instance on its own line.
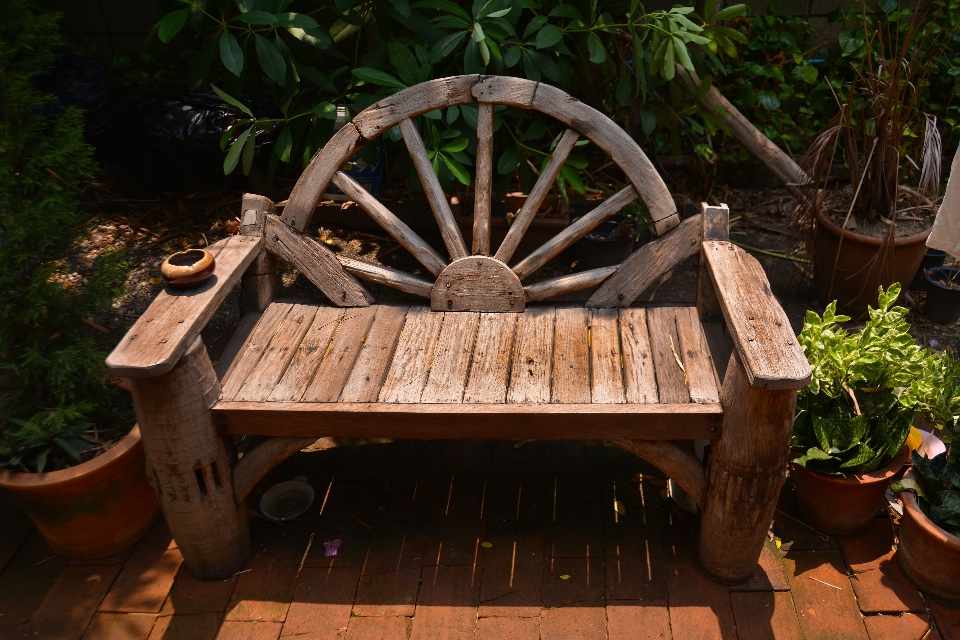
613, 500, 626, 514
560, 574, 570, 580
149, 277, 163, 285
481, 542, 493, 548
324, 539, 342, 557
775, 538, 782, 549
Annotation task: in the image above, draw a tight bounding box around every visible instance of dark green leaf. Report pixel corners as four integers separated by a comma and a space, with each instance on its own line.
224, 127, 252, 174
522, 15, 548, 40
432, 31, 468, 58
939, 490, 960, 514
587, 32, 606, 64
878, 0, 896, 12
503, 45, 521, 67
313, 101, 337, 120
441, 154, 471, 184
442, 138, 469, 153
390, 0, 412, 17
711, 4, 746, 21
287, 26, 333, 49
559, 165, 584, 193
524, 120, 546, 140
388, 42, 421, 86
497, 145, 520, 174
157, 9, 189, 44
211, 84, 254, 117
615, 75, 631, 103
53, 437, 81, 461
188, 36, 218, 90
276, 12, 318, 29
276, 125, 292, 162
234, 10, 278, 25
351, 67, 406, 88
414, 0, 472, 22
255, 34, 286, 85
460, 104, 479, 129
242, 128, 256, 175
758, 90, 780, 111
536, 24, 563, 49
548, 4, 581, 19
219, 31, 245, 77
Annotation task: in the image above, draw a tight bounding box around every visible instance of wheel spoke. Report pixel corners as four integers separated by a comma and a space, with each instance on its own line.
472, 103, 494, 255
399, 118, 469, 261
338, 256, 434, 298
523, 266, 618, 302
511, 186, 638, 280
494, 128, 579, 264
331, 171, 448, 277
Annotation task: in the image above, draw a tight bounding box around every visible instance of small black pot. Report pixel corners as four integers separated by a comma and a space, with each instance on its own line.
910, 249, 947, 290
924, 266, 960, 324
573, 214, 637, 271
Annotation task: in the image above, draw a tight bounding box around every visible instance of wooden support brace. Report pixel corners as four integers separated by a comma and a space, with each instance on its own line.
696, 203, 729, 323
232, 437, 318, 504
240, 194, 279, 313
611, 440, 707, 509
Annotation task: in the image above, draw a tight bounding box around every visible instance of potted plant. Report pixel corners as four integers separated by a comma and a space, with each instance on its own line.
797, 0, 955, 308
893, 443, 960, 602
791, 284, 930, 534
0, 1, 158, 559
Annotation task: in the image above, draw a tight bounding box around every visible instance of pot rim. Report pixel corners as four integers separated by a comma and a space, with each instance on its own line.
816, 207, 932, 247
792, 445, 909, 484
898, 468, 960, 548
923, 266, 960, 291
0, 424, 140, 491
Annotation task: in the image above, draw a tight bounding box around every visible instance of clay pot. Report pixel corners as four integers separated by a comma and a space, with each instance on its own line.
793, 446, 908, 535
896, 469, 960, 603
160, 249, 215, 288
0, 426, 159, 559
814, 207, 930, 309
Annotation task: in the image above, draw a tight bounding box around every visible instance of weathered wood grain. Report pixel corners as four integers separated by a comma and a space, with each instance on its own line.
234, 304, 319, 402
619, 308, 659, 404
697, 204, 730, 323
268, 306, 346, 402
699, 352, 797, 583
301, 306, 379, 402
214, 401, 723, 440
495, 129, 579, 264
431, 256, 524, 312
331, 171, 448, 276
338, 305, 410, 403
511, 186, 638, 280
586, 213, 702, 308
590, 308, 625, 404
674, 306, 720, 404
612, 440, 706, 509
240, 194, 278, 313
473, 102, 494, 255
420, 312, 481, 403
702, 241, 811, 389
378, 307, 445, 403
471, 75, 538, 107
264, 215, 374, 307
215, 311, 262, 381
646, 307, 689, 404
551, 307, 590, 404
281, 123, 362, 231
352, 75, 479, 140
399, 118, 468, 260
462, 313, 518, 403
530, 82, 677, 231
506, 306, 555, 403
220, 303, 293, 400
523, 266, 618, 302
106, 235, 262, 378
337, 256, 433, 298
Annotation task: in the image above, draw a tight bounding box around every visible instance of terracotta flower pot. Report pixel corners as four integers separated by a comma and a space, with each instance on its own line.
793, 446, 908, 535
896, 469, 960, 603
0, 425, 159, 559
814, 207, 930, 309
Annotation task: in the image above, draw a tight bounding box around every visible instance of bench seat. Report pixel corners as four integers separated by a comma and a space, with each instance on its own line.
212, 302, 725, 440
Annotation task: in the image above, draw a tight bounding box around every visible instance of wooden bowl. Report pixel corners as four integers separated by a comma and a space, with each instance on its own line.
160, 249, 215, 288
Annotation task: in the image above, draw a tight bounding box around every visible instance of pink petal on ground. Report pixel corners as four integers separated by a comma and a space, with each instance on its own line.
916, 431, 947, 459
930, 339, 940, 347
323, 539, 342, 557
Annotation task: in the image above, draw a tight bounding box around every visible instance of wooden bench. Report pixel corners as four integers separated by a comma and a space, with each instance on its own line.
106, 75, 810, 584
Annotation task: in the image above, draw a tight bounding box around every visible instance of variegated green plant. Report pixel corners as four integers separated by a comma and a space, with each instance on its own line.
793, 284, 927, 474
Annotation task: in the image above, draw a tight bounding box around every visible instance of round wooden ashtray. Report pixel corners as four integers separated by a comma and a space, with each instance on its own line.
160, 249, 215, 288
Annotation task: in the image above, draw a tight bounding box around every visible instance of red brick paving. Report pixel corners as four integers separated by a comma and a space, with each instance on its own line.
2, 441, 950, 640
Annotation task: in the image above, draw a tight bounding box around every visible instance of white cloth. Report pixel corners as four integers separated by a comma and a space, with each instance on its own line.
927, 144, 960, 259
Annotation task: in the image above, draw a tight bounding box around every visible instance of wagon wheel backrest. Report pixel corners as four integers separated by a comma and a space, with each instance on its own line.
270, 75, 702, 312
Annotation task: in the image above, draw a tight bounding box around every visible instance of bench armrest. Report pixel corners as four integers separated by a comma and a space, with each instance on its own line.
702, 241, 811, 390
105, 235, 262, 378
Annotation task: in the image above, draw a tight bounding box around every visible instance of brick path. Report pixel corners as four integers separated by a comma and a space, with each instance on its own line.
1, 440, 957, 639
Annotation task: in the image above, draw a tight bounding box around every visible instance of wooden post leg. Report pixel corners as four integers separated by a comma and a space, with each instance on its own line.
131, 337, 250, 580
699, 352, 796, 583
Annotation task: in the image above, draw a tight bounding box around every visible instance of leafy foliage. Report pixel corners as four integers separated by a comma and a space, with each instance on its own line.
0, 0, 131, 472
152, 0, 749, 195
793, 284, 933, 474
892, 450, 960, 537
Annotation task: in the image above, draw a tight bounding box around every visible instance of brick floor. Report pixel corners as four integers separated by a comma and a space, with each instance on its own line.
1, 441, 950, 640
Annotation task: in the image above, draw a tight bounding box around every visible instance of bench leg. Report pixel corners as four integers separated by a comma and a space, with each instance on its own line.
699, 352, 796, 583
131, 337, 250, 580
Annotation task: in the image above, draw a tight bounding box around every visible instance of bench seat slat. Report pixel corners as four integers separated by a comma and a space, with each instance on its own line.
462, 313, 518, 403
220, 303, 292, 400
421, 312, 481, 403
302, 306, 378, 402
338, 305, 410, 403
551, 308, 590, 403
507, 307, 555, 404
268, 306, 346, 402
619, 309, 659, 404
234, 304, 318, 402
378, 308, 446, 403
590, 308, 626, 404
646, 307, 690, 404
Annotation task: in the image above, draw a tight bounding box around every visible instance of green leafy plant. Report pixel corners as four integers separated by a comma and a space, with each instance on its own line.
0, 0, 131, 473
792, 284, 927, 474
152, 0, 749, 195
893, 450, 960, 537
